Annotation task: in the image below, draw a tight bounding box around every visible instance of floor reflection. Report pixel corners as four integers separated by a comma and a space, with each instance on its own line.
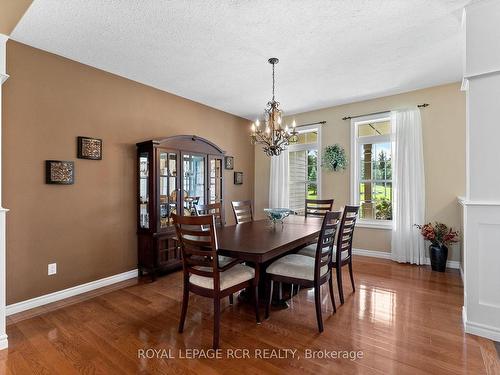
359, 284, 396, 326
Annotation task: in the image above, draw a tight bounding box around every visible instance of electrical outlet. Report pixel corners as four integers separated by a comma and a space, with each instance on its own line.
48, 263, 57, 275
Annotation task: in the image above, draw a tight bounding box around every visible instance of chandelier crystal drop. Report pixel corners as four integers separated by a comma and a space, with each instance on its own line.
250, 58, 298, 157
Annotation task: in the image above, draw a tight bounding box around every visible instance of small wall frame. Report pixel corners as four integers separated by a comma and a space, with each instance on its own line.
45, 160, 74, 185
234, 171, 243, 185
224, 156, 234, 170
77, 136, 102, 160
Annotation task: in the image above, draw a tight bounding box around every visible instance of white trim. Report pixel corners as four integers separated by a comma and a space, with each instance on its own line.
0, 33, 7, 351
6, 269, 138, 316
423, 258, 460, 270
464, 68, 500, 81
0, 333, 7, 350
350, 114, 393, 223
459, 199, 500, 207
356, 220, 392, 230
464, 314, 500, 342
459, 264, 464, 282
462, 306, 467, 329
288, 124, 321, 200
352, 248, 460, 269
352, 248, 392, 259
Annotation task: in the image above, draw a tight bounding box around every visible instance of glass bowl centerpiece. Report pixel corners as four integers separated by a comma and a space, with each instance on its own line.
264, 208, 294, 226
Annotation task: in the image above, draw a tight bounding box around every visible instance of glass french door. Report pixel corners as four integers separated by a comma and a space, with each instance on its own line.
182, 152, 206, 216
158, 149, 179, 229
208, 156, 223, 204
139, 151, 150, 229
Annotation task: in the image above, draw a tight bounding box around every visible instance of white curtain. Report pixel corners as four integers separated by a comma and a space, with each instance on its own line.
391, 108, 426, 264
269, 150, 289, 208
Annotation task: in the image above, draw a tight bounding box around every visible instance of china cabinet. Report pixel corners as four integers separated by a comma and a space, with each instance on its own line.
136, 135, 225, 280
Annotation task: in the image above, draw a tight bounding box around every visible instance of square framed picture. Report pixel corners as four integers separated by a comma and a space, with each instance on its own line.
77, 136, 102, 160
224, 156, 234, 170
234, 171, 243, 185
45, 160, 74, 185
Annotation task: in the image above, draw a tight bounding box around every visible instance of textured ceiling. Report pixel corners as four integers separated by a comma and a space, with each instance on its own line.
12, 0, 469, 119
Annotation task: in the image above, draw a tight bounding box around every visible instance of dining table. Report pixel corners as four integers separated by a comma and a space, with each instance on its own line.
216, 215, 324, 306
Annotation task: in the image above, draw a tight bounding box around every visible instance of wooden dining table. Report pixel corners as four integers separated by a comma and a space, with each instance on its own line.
216, 215, 324, 305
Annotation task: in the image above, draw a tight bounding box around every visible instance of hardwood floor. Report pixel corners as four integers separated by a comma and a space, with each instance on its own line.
1, 256, 498, 374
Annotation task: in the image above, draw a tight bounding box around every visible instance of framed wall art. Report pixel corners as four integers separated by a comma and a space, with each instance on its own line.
77, 136, 102, 160
45, 160, 74, 185
224, 156, 234, 170
234, 171, 243, 185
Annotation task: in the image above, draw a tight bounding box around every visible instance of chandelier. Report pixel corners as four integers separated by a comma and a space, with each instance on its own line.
250, 58, 298, 156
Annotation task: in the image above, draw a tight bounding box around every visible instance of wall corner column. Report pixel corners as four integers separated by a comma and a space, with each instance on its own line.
0, 33, 9, 350
461, 0, 500, 342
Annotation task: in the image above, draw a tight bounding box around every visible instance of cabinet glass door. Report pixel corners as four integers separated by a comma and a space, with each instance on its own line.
182, 153, 206, 216
159, 150, 178, 229
139, 152, 150, 229
209, 157, 223, 204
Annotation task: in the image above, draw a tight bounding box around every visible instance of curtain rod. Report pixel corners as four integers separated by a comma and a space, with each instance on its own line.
296, 121, 326, 128
342, 103, 429, 121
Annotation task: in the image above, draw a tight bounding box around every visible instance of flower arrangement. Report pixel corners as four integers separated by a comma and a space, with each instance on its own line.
414, 222, 459, 246
322, 144, 348, 172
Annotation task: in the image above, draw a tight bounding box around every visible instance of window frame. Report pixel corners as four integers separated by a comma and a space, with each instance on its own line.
288, 124, 322, 209
350, 113, 393, 230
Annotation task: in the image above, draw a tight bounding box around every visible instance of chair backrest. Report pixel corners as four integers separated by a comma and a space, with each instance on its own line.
195, 202, 224, 227
305, 199, 334, 217
335, 205, 360, 264
314, 211, 341, 280
231, 200, 253, 224
172, 214, 222, 290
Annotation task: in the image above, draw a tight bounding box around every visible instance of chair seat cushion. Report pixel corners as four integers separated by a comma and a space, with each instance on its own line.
190, 264, 255, 290
266, 254, 328, 281
297, 244, 317, 258
218, 255, 236, 267
297, 244, 349, 262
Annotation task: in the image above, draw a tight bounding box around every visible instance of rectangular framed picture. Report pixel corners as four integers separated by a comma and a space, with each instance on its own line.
224, 156, 234, 170
234, 171, 243, 185
45, 160, 74, 185
77, 136, 102, 160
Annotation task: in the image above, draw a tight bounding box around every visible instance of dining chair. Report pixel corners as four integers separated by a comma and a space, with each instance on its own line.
173, 213, 260, 349
194, 202, 236, 304
333, 205, 359, 304
305, 199, 334, 217
297, 205, 359, 304
195, 202, 224, 227
265, 211, 341, 332
231, 200, 254, 224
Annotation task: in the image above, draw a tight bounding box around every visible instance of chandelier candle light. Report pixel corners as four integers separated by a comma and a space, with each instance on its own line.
250, 58, 298, 156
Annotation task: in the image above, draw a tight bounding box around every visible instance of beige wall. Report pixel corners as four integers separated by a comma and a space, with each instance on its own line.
255, 83, 465, 261
0, 0, 32, 35
3, 41, 253, 304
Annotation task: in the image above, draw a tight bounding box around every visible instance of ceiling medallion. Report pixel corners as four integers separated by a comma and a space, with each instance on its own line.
250, 58, 298, 157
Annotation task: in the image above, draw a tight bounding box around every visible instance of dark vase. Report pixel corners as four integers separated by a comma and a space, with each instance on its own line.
429, 244, 448, 272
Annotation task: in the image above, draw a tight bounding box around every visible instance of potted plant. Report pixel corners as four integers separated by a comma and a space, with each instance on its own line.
415, 222, 459, 272
322, 144, 348, 172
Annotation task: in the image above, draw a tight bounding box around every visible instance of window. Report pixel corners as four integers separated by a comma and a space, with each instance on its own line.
288, 126, 321, 214
351, 115, 392, 228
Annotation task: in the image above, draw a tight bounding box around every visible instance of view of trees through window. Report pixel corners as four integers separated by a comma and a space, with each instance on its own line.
359, 142, 392, 220
288, 128, 319, 214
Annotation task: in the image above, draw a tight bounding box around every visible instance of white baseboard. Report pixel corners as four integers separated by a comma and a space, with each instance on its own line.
423, 258, 460, 270
463, 314, 500, 342
6, 269, 138, 316
462, 306, 467, 329
352, 248, 460, 269
459, 264, 464, 281
352, 248, 392, 259
0, 334, 8, 350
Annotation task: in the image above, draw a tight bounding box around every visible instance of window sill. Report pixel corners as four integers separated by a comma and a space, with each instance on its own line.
356, 220, 393, 230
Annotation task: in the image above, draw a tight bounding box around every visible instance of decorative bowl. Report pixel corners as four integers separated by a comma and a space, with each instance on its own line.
264, 208, 293, 225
